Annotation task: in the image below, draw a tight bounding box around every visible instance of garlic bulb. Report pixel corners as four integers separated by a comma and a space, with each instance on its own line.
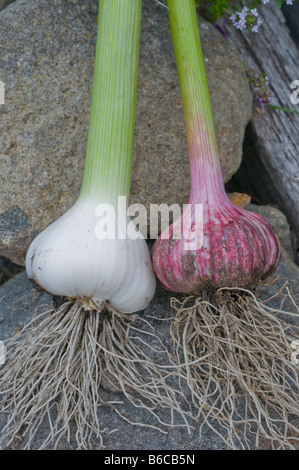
26, 198, 156, 313
152, 191, 281, 294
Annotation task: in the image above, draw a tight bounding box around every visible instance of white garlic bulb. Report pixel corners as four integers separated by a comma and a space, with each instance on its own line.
26, 199, 156, 313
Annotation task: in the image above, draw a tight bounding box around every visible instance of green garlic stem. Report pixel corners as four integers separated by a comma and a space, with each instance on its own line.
167, 0, 219, 167
80, 0, 142, 205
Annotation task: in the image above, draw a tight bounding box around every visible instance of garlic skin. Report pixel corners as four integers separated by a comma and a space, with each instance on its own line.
26, 199, 156, 313
152, 194, 281, 295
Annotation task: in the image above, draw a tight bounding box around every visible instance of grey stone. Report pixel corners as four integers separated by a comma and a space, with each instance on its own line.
0, 246, 299, 450
0, 256, 24, 286
0, 0, 14, 11
0, 0, 252, 265
247, 204, 295, 260
282, 1, 299, 48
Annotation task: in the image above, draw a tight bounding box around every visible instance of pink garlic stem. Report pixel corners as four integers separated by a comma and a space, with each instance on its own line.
167, 0, 230, 208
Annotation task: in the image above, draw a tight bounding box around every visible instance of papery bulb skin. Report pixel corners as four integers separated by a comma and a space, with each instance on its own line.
152, 163, 281, 295
26, 199, 156, 313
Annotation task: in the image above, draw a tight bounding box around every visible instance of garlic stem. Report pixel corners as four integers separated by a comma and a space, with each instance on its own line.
167, 0, 225, 204
80, 0, 142, 205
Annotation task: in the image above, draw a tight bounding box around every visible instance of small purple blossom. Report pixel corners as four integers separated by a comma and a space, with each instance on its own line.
239, 6, 249, 19
230, 7, 249, 30
231, 7, 263, 33
251, 17, 262, 33
247, 69, 273, 105
259, 93, 273, 105
286, 0, 293, 5
261, 0, 270, 4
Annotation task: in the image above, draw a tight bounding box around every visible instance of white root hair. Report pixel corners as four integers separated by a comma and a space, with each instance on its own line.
0, 299, 192, 450
170, 285, 299, 450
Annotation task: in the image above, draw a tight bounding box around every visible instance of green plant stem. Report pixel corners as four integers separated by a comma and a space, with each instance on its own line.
167, 0, 219, 167
167, 0, 225, 204
79, 0, 142, 205
268, 104, 299, 115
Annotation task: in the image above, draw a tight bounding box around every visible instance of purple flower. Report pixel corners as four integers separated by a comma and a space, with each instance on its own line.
261, 0, 270, 4
239, 6, 249, 20
251, 18, 262, 33
230, 13, 236, 23
230, 6, 263, 33
259, 95, 273, 105
247, 69, 273, 105
286, 0, 293, 4
239, 19, 247, 29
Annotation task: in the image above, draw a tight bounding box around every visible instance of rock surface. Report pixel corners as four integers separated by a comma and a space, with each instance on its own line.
0, 256, 23, 287
282, 1, 299, 47
247, 204, 295, 261
0, 0, 252, 265
0, 0, 14, 11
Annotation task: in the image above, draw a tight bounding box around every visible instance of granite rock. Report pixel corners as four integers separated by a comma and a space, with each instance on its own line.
282, 1, 299, 48
0, 0, 252, 265
0, 0, 14, 11
0, 256, 23, 287
247, 204, 295, 260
